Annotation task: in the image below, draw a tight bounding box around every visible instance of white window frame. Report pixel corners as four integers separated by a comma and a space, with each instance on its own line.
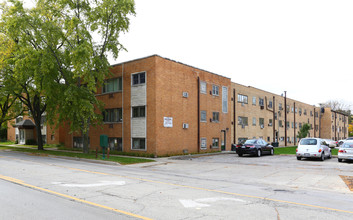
212, 85, 219, 96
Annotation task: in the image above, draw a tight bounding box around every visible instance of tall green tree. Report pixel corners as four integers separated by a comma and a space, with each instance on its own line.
0, 0, 135, 152
297, 123, 311, 140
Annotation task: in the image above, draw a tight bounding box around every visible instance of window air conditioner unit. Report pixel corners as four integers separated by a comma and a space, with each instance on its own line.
182, 92, 188, 98
109, 93, 114, 98
241, 124, 245, 129
260, 125, 264, 129
182, 123, 189, 129
241, 102, 245, 106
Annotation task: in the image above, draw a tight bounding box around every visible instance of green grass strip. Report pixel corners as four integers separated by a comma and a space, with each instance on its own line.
0, 145, 155, 165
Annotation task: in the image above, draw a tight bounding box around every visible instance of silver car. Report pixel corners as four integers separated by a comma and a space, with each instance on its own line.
338, 140, 353, 162
296, 138, 331, 161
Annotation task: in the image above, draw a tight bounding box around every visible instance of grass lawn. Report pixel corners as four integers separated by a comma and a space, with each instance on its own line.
0, 145, 155, 165
274, 146, 338, 155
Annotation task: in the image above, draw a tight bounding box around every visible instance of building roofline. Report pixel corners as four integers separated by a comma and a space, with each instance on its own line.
110, 54, 231, 80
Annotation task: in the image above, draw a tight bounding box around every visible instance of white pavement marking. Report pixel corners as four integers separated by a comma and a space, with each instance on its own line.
52, 181, 126, 187
179, 197, 246, 208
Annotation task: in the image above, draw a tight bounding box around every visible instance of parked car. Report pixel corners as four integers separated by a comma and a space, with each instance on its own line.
338, 140, 353, 162
234, 139, 274, 157
324, 139, 337, 148
338, 139, 346, 146
296, 138, 331, 161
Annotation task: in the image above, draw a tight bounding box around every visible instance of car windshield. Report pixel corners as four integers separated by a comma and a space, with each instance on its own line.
300, 139, 317, 145
244, 140, 257, 144
342, 143, 353, 148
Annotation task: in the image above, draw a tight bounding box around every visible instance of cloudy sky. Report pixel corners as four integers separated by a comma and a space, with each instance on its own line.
115, 0, 353, 110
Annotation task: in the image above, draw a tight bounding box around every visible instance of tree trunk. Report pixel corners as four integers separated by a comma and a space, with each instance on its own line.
34, 115, 44, 150
82, 129, 90, 154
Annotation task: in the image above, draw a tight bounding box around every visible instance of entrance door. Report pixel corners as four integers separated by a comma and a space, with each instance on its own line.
19, 130, 25, 144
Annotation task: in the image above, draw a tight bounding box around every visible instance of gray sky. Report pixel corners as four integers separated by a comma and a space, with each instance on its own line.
116, 0, 353, 110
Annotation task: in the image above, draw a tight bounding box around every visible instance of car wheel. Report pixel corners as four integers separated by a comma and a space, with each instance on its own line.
270, 148, 274, 155
338, 158, 343, 162
320, 153, 325, 161
257, 149, 262, 157
297, 157, 301, 160
238, 154, 243, 157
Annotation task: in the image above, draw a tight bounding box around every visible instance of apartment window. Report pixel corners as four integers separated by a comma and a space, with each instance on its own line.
73, 137, 90, 149
304, 109, 307, 115
200, 81, 207, 94
222, 86, 228, 113
238, 116, 248, 126
102, 77, 122, 93
259, 98, 264, 106
268, 101, 273, 108
259, 118, 264, 127
292, 122, 294, 128
15, 116, 23, 124
132, 138, 146, 150
252, 97, 256, 105
238, 94, 248, 104
108, 137, 122, 151
132, 72, 145, 85
103, 108, 122, 122
132, 106, 145, 118
279, 120, 283, 127
212, 138, 219, 149
212, 112, 219, 122
252, 117, 256, 126
200, 111, 207, 122
269, 119, 273, 127
200, 138, 207, 149
212, 85, 219, 96
279, 103, 283, 110
287, 121, 290, 128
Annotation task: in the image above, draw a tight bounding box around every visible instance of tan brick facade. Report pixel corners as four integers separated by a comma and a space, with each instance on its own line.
7, 55, 349, 153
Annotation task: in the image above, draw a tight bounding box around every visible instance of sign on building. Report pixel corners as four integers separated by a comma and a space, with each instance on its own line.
164, 117, 173, 128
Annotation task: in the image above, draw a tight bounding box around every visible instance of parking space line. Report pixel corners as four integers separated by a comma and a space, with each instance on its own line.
0, 174, 153, 220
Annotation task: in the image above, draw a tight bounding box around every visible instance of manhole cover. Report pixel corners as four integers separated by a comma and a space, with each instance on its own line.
340, 175, 353, 191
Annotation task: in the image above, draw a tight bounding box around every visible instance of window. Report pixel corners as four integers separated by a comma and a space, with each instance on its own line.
252, 97, 256, 105
16, 116, 23, 124
212, 85, 219, 96
200, 81, 207, 94
103, 108, 122, 122
238, 116, 248, 126
132, 106, 145, 118
103, 78, 122, 93
279, 120, 283, 127
108, 137, 122, 151
200, 138, 207, 149
268, 101, 273, 108
212, 112, 219, 122
259, 98, 264, 106
132, 138, 145, 150
279, 103, 283, 110
200, 111, 207, 122
132, 72, 145, 85
252, 117, 256, 126
73, 137, 90, 149
269, 119, 272, 126
238, 94, 248, 104
222, 86, 228, 113
212, 138, 219, 148
258, 119, 264, 128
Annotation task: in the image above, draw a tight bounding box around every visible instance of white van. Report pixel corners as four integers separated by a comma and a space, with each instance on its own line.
296, 138, 331, 161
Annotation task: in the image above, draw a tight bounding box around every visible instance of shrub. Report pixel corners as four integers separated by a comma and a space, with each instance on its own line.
25, 139, 37, 145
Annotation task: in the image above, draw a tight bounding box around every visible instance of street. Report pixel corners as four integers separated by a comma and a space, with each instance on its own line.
1, 150, 353, 219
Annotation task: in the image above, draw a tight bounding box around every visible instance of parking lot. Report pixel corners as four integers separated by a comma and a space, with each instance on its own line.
1, 150, 353, 219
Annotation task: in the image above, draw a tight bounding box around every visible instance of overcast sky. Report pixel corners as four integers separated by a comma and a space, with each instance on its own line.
115, 0, 353, 110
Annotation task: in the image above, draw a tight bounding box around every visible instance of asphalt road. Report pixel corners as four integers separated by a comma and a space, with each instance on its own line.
1, 150, 353, 220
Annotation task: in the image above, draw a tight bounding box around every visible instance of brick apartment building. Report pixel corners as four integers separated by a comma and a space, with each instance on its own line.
7, 55, 349, 155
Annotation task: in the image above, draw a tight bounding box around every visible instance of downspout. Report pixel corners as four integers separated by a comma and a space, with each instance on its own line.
197, 77, 200, 153
284, 91, 287, 146
122, 63, 124, 153
335, 111, 337, 141
292, 102, 297, 144
233, 88, 236, 144
314, 107, 316, 137
273, 96, 275, 143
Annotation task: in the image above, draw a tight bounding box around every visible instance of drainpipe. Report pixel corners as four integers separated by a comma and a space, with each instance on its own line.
284, 91, 287, 146
197, 77, 200, 153
334, 111, 337, 141
233, 88, 236, 144
273, 96, 275, 144
292, 102, 297, 143
313, 107, 316, 137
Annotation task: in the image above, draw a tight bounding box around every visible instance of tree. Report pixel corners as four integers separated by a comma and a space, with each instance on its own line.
297, 123, 311, 139
0, 0, 135, 152
320, 100, 351, 115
